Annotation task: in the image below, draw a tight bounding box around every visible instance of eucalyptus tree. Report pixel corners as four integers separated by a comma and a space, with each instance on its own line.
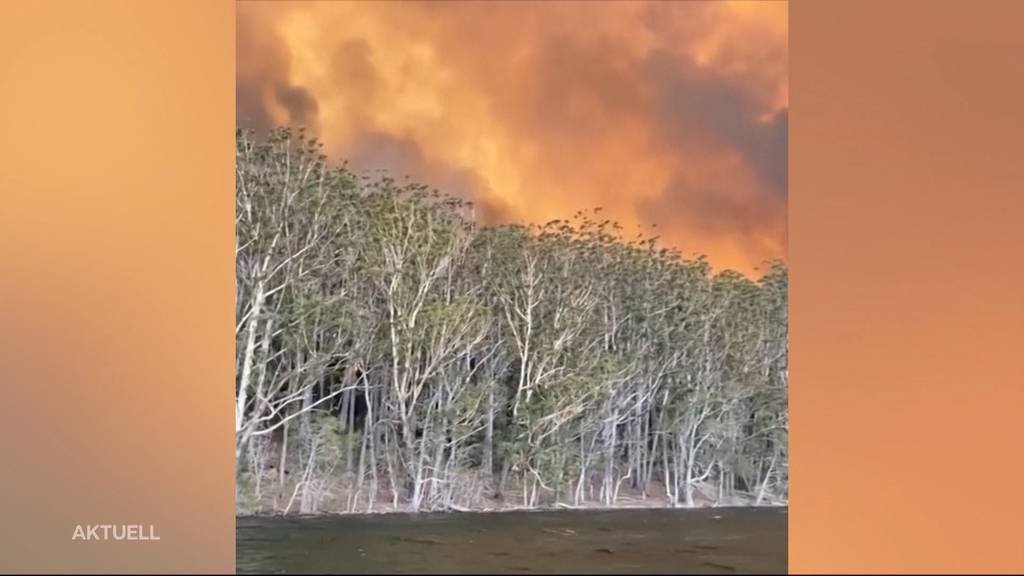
234, 128, 789, 514
236, 129, 353, 461
356, 183, 491, 509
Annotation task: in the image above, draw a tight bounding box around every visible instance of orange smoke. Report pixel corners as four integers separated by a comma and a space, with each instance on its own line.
237, 1, 787, 276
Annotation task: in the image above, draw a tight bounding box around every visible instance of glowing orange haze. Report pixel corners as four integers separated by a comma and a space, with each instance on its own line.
237, 1, 787, 276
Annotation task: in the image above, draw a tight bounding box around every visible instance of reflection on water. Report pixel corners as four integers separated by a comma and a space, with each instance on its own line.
237, 507, 786, 574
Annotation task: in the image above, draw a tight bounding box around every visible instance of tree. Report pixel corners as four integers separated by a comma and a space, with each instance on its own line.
235, 128, 789, 514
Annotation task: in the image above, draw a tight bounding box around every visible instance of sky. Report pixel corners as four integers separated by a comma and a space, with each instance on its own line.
236, 1, 787, 276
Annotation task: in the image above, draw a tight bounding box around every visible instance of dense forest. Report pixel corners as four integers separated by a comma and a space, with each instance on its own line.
235, 129, 788, 515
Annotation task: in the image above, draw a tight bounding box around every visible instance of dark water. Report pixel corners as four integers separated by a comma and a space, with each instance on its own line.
237, 507, 786, 574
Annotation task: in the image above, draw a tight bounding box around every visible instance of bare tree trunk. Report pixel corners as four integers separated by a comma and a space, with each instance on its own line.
236, 281, 266, 453
483, 388, 494, 489
683, 432, 695, 507
279, 421, 289, 491
351, 428, 368, 512
756, 452, 778, 506
664, 437, 677, 507
384, 425, 399, 509
340, 389, 354, 475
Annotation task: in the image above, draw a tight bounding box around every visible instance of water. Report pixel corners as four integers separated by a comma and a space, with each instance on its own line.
236, 507, 787, 574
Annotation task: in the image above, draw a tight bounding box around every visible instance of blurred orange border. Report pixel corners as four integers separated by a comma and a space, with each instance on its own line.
791, 0, 1024, 573
0, 1, 234, 573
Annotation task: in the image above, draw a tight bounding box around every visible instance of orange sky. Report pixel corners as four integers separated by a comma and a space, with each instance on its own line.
237, 1, 787, 276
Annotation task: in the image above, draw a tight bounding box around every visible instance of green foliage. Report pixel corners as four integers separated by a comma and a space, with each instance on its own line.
236, 128, 788, 513
235, 471, 262, 516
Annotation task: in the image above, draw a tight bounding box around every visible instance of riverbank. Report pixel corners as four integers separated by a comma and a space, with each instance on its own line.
238, 501, 788, 519
237, 480, 787, 517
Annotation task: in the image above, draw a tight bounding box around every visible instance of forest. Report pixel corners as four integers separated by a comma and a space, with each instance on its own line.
235, 129, 788, 515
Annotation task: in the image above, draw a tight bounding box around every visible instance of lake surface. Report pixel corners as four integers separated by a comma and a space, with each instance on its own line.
236, 507, 787, 574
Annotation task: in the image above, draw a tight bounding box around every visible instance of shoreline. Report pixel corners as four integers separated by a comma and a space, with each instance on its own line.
237, 501, 788, 520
